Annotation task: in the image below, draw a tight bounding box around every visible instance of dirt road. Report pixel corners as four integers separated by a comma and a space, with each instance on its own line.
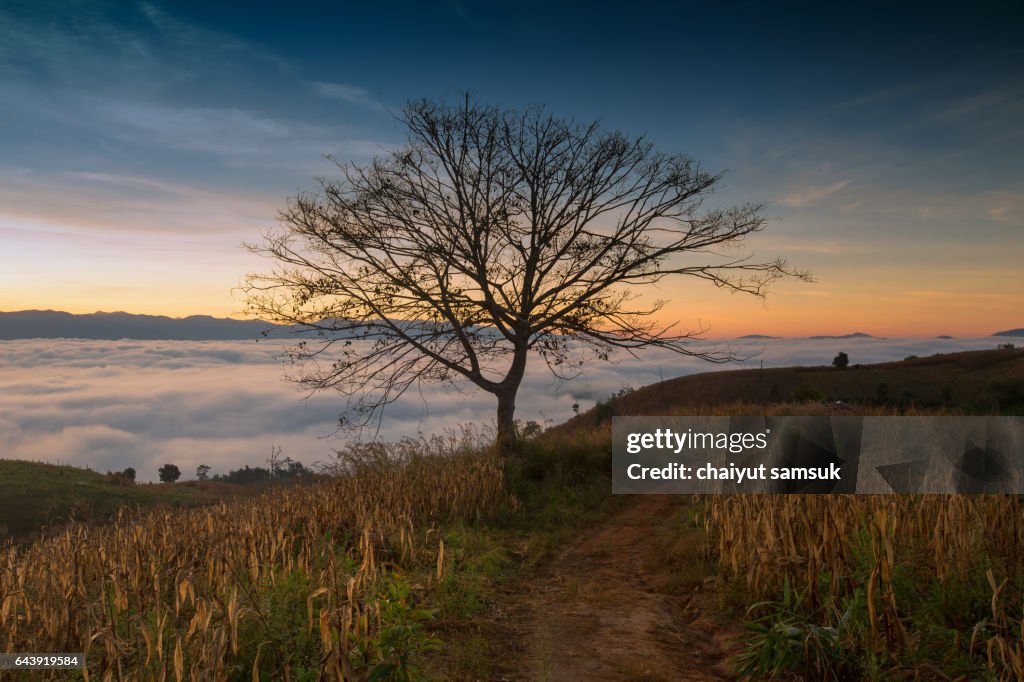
503, 495, 740, 681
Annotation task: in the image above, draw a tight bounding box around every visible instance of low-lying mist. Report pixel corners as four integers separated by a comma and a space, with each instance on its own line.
0, 336, 1005, 481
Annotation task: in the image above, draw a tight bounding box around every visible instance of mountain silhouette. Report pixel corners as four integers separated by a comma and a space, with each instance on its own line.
0, 310, 292, 341
807, 332, 878, 340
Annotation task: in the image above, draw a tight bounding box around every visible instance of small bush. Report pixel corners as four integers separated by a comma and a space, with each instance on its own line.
983, 378, 1024, 410
368, 575, 442, 681
157, 463, 180, 483
875, 382, 890, 403
736, 578, 857, 680
592, 386, 635, 425
792, 385, 824, 402
832, 352, 849, 369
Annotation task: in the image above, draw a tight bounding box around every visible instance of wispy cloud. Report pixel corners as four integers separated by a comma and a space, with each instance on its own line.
309, 82, 386, 111
1, 2, 283, 86
833, 83, 928, 109
88, 98, 377, 167
753, 236, 871, 256
137, 2, 289, 73
989, 205, 1011, 221
981, 191, 1022, 223
446, 1, 486, 31
932, 89, 1015, 121
0, 4, 386, 171
0, 168, 281, 237
778, 180, 851, 207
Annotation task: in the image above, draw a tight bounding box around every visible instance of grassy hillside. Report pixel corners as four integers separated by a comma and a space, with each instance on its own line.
0, 459, 255, 543
575, 347, 1024, 424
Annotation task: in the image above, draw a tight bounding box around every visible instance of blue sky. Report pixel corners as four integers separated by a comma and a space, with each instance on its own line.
1, 0, 1021, 335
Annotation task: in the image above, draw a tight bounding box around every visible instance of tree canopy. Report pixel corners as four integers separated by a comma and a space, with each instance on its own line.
244, 95, 809, 452
157, 463, 181, 484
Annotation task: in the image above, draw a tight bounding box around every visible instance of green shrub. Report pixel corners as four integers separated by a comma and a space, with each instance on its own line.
792, 385, 824, 402
369, 575, 442, 681
735, 577, 857, 680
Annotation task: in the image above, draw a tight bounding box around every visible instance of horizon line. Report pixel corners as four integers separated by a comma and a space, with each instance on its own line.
1, 308, 1020, 341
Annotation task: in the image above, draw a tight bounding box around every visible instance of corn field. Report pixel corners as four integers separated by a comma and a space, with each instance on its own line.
0, 441, 510, 680
706, 494, 1024, 679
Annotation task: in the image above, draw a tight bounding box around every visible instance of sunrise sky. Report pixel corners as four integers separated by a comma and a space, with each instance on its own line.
2, 0, 1021, 337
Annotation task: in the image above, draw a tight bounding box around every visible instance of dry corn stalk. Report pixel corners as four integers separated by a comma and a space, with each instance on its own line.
0, 448, 509, 679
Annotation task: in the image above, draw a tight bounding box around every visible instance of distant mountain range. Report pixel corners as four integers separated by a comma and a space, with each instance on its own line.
807, 332, 878, 340
0, 310, 493, 341
0, 310, 294, 341
740, 332, 881, 340
1, 311, 1018, 341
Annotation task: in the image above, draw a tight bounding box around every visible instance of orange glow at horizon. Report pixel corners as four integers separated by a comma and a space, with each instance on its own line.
3, 209, 1020, 336
652, 273, 1022, 338
4, 273, 1019, 337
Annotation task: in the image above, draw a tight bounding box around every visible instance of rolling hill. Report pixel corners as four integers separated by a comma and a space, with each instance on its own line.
575, 347, 1024, 423
0, 460, 256, 543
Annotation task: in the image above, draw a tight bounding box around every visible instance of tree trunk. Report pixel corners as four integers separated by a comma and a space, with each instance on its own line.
495, 344, 529, 456
496, 387, 518, 456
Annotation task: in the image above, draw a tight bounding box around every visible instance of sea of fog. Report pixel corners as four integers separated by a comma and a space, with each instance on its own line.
0, 336, 1008, 481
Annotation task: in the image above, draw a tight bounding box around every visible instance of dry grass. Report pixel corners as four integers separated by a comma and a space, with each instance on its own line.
581, 395, 1024, 679
0, 438, 511, 680
705, 494, 1024, 678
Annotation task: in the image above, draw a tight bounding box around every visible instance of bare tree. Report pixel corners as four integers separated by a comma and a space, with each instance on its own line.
243, 95, 809, 454
267, 444, 282, 479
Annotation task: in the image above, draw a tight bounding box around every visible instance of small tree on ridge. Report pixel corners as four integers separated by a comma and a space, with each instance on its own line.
158, 463, 181, 484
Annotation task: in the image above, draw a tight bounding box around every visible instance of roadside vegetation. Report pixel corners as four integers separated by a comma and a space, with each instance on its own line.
709, 494, 1023, 680
0, 424, 619, 680
598, 347, 1024, 680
